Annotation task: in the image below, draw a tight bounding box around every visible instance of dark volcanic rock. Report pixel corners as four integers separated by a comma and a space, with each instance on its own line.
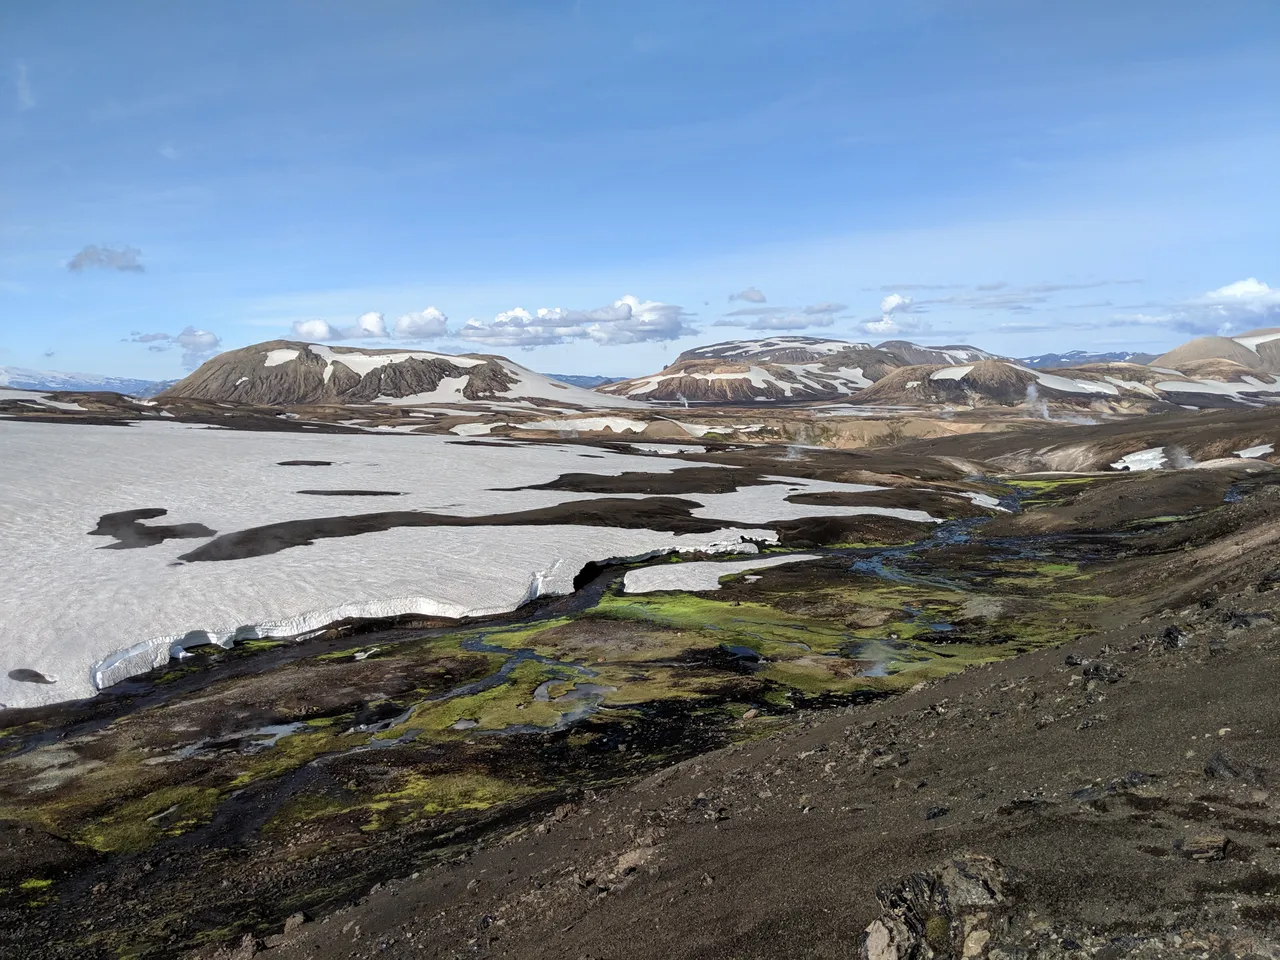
860, 855, 1013, 960
1204, 750, 1268, 785
1178, 834, 1230, 862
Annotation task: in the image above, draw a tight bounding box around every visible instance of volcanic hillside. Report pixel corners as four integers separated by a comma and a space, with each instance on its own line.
1151, 327, 1280, 372
852, 359, 1280, 411
598, 336, 995, 403
161, 340, 642, 409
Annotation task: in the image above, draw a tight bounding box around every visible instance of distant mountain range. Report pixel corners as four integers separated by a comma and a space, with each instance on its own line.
0, 365, 175, 397
10, 328, 1280, 413
545, 374, 627, 388
1016, 350, 1156, 368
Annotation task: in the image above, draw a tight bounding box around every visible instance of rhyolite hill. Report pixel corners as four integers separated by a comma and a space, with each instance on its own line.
599, 334, 1280, 409
160, 340, 641, 409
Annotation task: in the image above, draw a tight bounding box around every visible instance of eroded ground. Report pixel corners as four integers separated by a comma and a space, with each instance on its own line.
0, 439, 1277, 958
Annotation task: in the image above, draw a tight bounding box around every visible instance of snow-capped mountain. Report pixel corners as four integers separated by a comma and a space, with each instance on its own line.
1018, 350, 1153, 368
855, 359, 1280, 410
0, 365, 175, 397
161, 340, 644, 409
598, 337, 997, 403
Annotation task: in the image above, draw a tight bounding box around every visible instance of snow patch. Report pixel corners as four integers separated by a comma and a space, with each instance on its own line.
1034, 372, 1119, 396
623, 554, 823, 594
930, 365, 973, 381
449, 422, 508, 436
1110, 447, 1167, 471
627, 443, 707, 455
519, 417, 650, 433
1235, 443, 1275, 459
263, 349, 301, 367
0, 389, 86, 411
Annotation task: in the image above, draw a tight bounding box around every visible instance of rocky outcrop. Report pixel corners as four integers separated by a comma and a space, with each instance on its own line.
861, 855, 1014, 960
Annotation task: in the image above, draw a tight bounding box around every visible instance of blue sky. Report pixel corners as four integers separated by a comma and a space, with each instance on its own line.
2, 1, 1278, 378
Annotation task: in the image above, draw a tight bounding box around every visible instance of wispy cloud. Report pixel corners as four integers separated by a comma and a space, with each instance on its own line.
728, 286, 766, 303
68, 244, 145, 273
159, 143, 181, 161
127, 326, 221, 369
15, 61, 34, 110
866, 279, 1145, 322
716, 301, 847, 331
870, 283, 963, 292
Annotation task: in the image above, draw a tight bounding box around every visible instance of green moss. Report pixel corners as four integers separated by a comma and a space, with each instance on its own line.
591, 591, 850, 653
275, 771, 543, 834
925, 915, 950, 948
759, 660, 867, 694
592, 664, 725, 705
462, 619, 574, 652
227, 721, 367, 787
1004, 476, 1105, 493
235, 639, 286, 654
407, 660, 584, 733
18, 878, 52, 891
79, 786, 223, 853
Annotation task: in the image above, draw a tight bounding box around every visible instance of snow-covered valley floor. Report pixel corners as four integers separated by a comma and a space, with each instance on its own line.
0, 420, 945, 709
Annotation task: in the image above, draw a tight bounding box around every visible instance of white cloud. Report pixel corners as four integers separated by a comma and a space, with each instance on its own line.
291, 308, 449, 342
292, 318, 338, 340
394, 307, 448, 338
457, 295, 698, 349
68, 244, 145, 273
352, 311, 387, 338
859, 315, 931, 336
859, 292, 930, 336
128, 326, 222, 369
880, 293, 913, 315
729, 286, 766, 303
16, 61, 33, 110
159, 143, 181, 161
456, 307, 582, 348
1109, 278, 1280, 337
1195, 277, 1280, 322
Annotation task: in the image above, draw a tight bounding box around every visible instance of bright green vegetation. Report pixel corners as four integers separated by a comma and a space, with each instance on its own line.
1004, 476, 1106, 493
272, 771, 544, 835
80, 786, 222, 853
398, 659, 583, 733
1004, 475, 1114, 508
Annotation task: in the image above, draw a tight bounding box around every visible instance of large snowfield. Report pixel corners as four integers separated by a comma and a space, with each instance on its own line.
0, 420, 940, 709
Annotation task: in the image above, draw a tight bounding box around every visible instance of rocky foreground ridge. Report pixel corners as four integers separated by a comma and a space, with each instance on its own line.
192, 477, 1280, 960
